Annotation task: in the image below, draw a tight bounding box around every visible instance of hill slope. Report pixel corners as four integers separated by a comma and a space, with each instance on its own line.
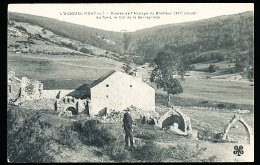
126, 11, 253, 64
8, 11, 253, 65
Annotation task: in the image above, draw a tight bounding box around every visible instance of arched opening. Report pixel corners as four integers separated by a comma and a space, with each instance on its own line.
223, 116, 252, 144
162, 114, 185, 132
66, 106, 77, 115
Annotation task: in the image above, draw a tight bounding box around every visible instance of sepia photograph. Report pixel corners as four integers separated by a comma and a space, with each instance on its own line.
7, 3, 254, 162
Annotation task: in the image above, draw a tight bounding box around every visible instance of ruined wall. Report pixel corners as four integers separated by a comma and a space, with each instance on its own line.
222, 115, 253, 144
20, 77, 43, 100
8, 69, 21, 102
56, 96, 87, 115
19, 98, 56, 110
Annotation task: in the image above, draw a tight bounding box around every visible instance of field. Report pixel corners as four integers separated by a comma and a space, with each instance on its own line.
8, 52, 254, 106
8, 53, 124, 89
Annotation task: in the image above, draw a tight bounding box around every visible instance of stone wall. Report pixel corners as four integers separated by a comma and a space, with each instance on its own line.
18, 98, 56, 110
20, 77, 43, 100
56, 96, 88, 115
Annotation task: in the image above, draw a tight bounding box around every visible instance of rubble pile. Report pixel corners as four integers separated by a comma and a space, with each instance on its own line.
18, 98, 56, 110
99, 105, 160, 124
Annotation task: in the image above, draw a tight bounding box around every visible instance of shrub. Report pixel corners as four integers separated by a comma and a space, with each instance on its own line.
201, 101, 208, 104
80, 47, 93, 54
168, 143, 207, 161
72, 120, 117, 147
207, 64, 218, 73
7, 108, 55, 162
217, 103, 226, 109
56, 125, 80, 150
198, 128, 216, 141
8, 21, 15, 26
103, 139, 133, 162
200, 155, 218, 162
132, 140, 166, 162
229, 103, 238, 110
15, 25, 27, 32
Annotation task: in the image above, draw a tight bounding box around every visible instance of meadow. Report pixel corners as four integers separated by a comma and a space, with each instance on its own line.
8, 53, 253, 106
8, 53, 123, 89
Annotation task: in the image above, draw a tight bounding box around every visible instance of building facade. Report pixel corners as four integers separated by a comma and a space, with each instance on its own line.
88, 70, 155, 115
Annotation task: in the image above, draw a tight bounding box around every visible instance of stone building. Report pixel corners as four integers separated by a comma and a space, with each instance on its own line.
85, 70, 155, 115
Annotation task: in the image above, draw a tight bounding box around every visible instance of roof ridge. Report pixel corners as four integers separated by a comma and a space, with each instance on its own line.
88, 70, 117, 88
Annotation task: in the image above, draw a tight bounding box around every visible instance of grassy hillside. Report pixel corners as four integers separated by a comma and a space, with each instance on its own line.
8, 12, 125, 54
8, 11, 253, 66
7, 104, 253, 162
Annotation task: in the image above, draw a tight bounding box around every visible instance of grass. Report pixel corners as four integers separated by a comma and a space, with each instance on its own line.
8, 103, 253, 162
8, 53, 124, 88
155, 93, 253, 113
153, 74, 253, 106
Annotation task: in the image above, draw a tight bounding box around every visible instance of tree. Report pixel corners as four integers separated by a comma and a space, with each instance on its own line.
208, 64, 218, 73
150, 52, 186, 106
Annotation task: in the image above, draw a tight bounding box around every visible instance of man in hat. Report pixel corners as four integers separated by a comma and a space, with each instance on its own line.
122, 108, 134, 149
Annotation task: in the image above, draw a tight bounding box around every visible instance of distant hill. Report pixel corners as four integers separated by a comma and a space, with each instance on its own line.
126, 11, 253, 64
8, 11, 253, 66
8, 12, 125, 54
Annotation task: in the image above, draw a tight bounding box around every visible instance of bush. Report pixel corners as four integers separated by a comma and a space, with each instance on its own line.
207, 64, 218, 73
198, 128, 216, 141
72, 120, 117, 147
132, 140, 166, 162
217, 103, 226, 109
56, 125, 80, 150
103, 139, 133, 162
15, 25, 27, 32
229, 103, 238, 109
168, 143, 207, 161
80, 47, 93, 54
7, 108, 55, 162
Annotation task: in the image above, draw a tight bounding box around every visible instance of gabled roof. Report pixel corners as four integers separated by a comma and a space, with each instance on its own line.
87, 70, 155, 90
87, 70, 117, 88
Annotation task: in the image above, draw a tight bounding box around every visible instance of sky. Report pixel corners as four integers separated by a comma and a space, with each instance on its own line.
8, 3, 254, 32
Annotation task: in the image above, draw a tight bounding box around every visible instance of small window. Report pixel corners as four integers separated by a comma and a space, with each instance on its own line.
130, 85, 132, 87
106, 84, 109, 87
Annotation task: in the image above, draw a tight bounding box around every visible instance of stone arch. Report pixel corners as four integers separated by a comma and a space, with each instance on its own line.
222, 115, 252, 144
157, 107, 192, 133
162, 114, 185, 131
65, 106, 78, 115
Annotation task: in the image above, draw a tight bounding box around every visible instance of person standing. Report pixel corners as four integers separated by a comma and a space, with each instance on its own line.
122, 108, 134, 149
